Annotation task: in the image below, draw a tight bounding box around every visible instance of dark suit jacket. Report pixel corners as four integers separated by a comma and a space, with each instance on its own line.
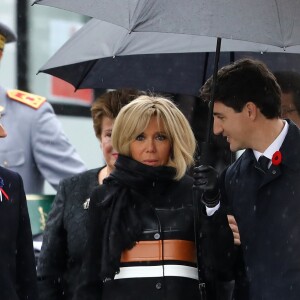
37, 168, 101, 300
212, 121, 300, 300
0, 166, 38, 300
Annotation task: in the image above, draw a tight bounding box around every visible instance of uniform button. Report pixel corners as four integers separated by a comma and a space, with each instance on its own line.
272, 170, 276, 175
154, 233, 160, 240
156, 282, 162, 289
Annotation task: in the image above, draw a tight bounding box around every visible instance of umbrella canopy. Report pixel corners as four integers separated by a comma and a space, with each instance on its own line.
33, 0, 300, 49
39, 18, 300, 96
35, 0, 300, 158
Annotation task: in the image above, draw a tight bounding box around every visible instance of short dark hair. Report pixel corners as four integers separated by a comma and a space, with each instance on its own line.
91, 89, 144, 139
200, 58, 281, 119
274, 71, 300, 115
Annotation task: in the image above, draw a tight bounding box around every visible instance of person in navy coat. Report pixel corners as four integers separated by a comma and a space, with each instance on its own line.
0, 118, 38, 299
196, 58, 300, 300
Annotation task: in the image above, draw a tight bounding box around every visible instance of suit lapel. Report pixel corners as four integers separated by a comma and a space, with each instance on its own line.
260, 121, 300, 188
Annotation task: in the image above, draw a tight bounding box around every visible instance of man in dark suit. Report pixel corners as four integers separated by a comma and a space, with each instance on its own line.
0, 116, 38, 299
196, 58, 300, 300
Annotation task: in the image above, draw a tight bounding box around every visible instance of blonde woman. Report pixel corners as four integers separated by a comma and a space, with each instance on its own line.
74, 96, 200, 300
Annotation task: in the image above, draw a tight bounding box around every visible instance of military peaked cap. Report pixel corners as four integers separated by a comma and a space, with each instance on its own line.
0, 21, 17, 43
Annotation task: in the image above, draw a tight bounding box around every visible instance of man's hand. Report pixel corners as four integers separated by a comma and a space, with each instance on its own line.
227, 215, 241, 245
193, 165, 220, 207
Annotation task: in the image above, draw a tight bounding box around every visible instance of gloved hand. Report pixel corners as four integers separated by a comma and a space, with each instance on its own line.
193, 165, 220, 207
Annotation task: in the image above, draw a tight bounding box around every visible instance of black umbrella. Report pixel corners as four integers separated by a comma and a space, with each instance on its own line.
38, 18, 300, 148
39, 19, 295, 96
32, 0, 300, 144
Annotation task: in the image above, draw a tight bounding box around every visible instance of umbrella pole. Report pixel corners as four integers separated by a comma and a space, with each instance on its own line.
74, 60, 98, 91
206, 37, 221, 144
192, 37, 222, 300
192, 183, 207, 300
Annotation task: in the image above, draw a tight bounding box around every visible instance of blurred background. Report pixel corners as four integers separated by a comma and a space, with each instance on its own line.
1, 1, 99, 193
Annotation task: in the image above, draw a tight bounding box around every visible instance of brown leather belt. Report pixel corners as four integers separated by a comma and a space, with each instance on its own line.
121, 239, 196, 263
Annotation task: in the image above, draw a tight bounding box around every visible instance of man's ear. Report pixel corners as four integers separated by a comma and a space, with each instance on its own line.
245, 102, 258, 120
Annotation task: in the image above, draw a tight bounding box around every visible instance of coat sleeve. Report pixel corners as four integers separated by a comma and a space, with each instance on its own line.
30, 102, 87, 190
16, 173, 38, 300
37, 180, 68, 300
201, 168, 250, 300
73, 186, 107, 300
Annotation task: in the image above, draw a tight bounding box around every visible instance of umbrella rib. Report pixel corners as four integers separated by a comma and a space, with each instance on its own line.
74, 60, 98, 91
201, 53, 209, 86
274, 0, 285, 46
127, 0, 138, 32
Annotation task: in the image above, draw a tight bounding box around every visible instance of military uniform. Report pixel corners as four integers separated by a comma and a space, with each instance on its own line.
0, 85, 87, 194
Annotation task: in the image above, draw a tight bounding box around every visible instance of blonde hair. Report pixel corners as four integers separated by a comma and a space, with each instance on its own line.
112, 95, 196, 180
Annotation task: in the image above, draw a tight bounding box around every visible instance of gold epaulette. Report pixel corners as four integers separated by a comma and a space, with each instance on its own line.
7, 89, 46, 109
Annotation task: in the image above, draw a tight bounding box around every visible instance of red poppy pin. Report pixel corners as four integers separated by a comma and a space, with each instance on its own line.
272, 150, 282, 166
0, 177, 9, 201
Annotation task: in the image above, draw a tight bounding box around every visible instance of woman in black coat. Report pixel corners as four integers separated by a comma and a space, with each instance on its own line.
74, 95, 200, 300
37, 89, 142, 300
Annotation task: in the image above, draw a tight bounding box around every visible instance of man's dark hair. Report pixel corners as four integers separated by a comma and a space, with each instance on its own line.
200, 58, 281, 119
274, 71, 300, 115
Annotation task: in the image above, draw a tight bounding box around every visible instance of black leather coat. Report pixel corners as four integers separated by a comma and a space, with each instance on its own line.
74, 156, 201, 300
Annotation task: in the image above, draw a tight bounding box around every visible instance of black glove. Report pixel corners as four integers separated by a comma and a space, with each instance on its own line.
193, 165, 220, 207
